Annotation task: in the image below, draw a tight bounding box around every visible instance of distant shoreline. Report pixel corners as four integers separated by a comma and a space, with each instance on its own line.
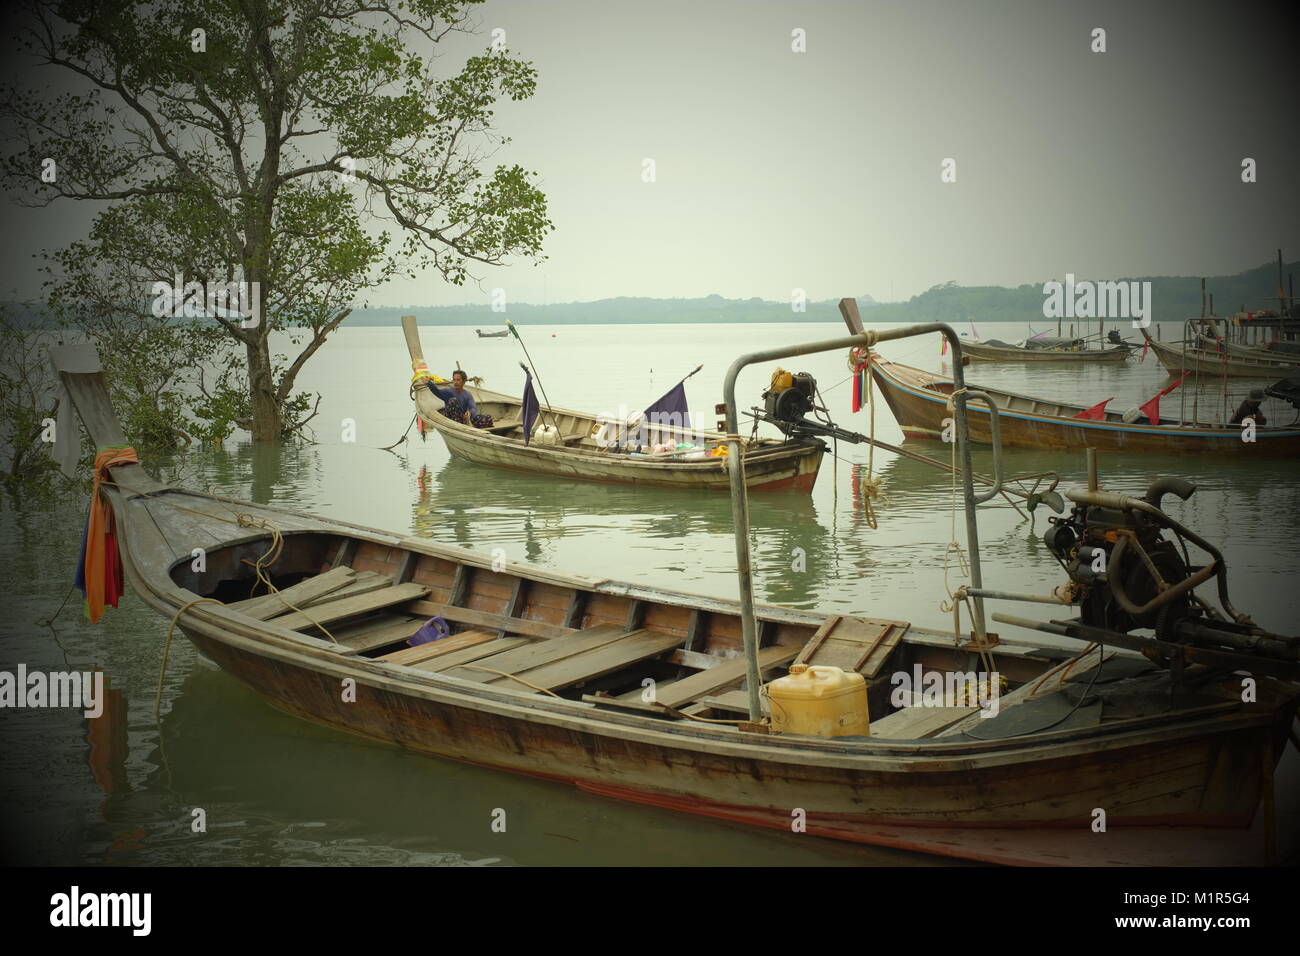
6, 257, 1292, 328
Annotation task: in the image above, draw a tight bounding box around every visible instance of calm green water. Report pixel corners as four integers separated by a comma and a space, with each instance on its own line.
3, 320, 1298, 865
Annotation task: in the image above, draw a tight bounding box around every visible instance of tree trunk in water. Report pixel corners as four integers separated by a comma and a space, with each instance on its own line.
247, 336, 281, 442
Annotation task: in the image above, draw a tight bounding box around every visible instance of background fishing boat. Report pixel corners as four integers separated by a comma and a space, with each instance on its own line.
475, 328, 510, 338
405, 316, 825, 492
52, 344, 1300, 866
1196, 333, 1300, 366
866, 356, 1300, 455
1141, 327, 1296, 378
959, 335, 1132, 363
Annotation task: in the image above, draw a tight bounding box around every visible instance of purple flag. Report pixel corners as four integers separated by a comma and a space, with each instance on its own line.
643, 381, 690, 444
522, 369, 539, 445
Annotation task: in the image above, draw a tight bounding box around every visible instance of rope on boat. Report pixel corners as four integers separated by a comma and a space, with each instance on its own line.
380, 414, 417, 452
845, 348, 882, 528
101, 477, 344, 649
156, 597, 222, 721
455, 664, 565, 698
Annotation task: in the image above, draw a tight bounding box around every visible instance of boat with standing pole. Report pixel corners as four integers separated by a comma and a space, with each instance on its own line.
403, 315, 826, 493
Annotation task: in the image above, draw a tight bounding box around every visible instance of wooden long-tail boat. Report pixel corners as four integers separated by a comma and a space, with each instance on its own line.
1195, 334, 1300, 366
959, 338, 1131, 363
404, 316, 825, 493
868, 357, 1300, 456
1141, 327, 1297, 378
53, 343, 1299, 866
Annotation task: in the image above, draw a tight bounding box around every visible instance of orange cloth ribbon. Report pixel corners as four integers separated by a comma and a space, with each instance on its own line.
82, 445, 139, 623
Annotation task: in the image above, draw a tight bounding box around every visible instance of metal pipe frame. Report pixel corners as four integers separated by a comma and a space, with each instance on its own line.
723, 323, 988, 722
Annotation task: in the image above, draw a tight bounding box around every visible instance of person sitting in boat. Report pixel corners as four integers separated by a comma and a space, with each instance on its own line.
1229, 389, 1267, 427
427, 370, 479, 425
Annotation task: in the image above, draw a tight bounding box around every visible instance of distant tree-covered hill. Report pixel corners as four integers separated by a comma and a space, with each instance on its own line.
7, 259, 1294, 328
342, 258, 1299, 326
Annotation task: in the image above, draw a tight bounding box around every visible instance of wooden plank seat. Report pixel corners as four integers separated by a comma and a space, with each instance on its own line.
439, 625, 629, 683
226, 566, 356, 620
650, 644, 799, 710
406, 600, 576, 640
601, 645, 798, 714
308, 571, 393, 605
696, 690, 771, 716
412, 637, 530, 673
507, 630, 683, 693
378, 629, 497, 665
271, 582, 431, 632
332, 614, 426, 653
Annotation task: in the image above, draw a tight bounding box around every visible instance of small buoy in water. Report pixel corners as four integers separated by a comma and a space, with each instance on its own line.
551, 333, 556, 337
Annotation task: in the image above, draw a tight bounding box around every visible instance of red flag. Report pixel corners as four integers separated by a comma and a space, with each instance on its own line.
851, 370, 862, 413
1139, 376, 1185, 425
940, 336, 949, 356
1073, 397, 1113, 420
1140, 339, 1149, 361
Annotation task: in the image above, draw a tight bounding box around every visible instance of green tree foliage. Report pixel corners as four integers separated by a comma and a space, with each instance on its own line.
2, 0, 553, 441
0, 307, 67, 506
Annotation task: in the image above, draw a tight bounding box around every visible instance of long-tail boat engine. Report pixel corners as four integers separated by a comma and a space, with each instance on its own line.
1040, 475, 1300, 679
753, 368, 856, 443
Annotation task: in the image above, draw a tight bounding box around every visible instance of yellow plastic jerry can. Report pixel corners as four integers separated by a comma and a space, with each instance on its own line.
766, 664, 870, 738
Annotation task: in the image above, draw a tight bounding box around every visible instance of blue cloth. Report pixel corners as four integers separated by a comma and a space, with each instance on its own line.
427, 381, 478, 421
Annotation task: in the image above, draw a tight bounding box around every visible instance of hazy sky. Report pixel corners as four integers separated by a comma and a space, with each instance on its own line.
3, 0, 1297, 307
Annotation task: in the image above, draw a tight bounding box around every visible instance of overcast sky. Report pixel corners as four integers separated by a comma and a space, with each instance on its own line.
2, 0, 1296, 308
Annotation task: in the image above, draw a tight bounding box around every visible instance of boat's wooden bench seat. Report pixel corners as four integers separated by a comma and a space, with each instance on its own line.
794, 615, 907, 678
269, 582, 431, 632
590, 644, 798, 716
509, 629, 683, 692
695, 690, 771, 716
437, 624, 628, 682
405, 600, 576, 640
376, 629, 498, 666
649, 645, 798, 709
228, 567, 397, 622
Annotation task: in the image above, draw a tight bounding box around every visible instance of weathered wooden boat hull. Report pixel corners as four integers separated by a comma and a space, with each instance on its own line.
185, 627, 1273, 833
179, 626, 1280, 825
961, 341, 1131, 363
869, 358, 1300, 456
417, 383, 824, 492
432, 411, 822, 492
1197, 335, 1300, 366
1145, 333, 1296, 378
407, 315, 823, 492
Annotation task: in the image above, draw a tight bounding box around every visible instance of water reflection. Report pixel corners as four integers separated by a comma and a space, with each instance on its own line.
92, 661, 935, 867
